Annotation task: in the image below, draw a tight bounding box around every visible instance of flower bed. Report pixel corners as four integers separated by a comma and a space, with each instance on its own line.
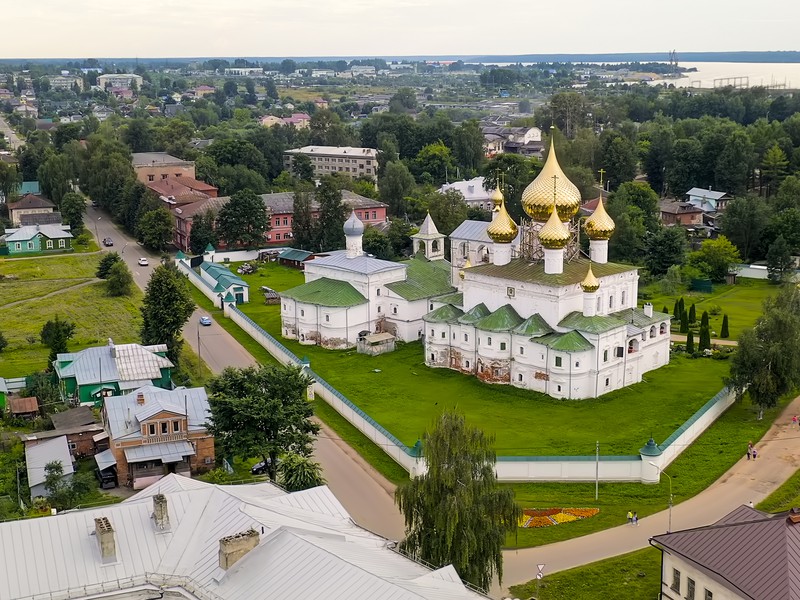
519, 507, 600, 528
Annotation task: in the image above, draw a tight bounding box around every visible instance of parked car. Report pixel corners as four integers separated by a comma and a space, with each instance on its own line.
137, 257, 149, 266
95, 468, 117, 489
102, 237, 113, 247
199, 316, 212, 326
251, 457, 280, 475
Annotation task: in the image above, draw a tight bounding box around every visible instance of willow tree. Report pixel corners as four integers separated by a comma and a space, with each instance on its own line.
395, 410, 520, 591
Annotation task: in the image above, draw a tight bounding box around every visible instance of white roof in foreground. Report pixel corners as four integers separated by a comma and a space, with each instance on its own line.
450, 220, 521, 245
25, 435, 74, 488
0, 474, 487, 600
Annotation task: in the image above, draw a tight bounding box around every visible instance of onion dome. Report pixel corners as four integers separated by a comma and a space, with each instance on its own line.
486, 199, 518, 244
538, 199, 570, 249
521, 134, 582, 222
459, 257, 472, 279
580, 263, 600, 293
343, 210, 364, 236
584, 197, 616, 240
490, 187, 504, 211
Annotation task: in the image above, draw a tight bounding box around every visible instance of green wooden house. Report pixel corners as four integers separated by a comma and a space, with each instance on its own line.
4, 224, 73, 255
53, 339, 174, 405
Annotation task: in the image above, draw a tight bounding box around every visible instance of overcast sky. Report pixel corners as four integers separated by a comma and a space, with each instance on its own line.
4, 0, 800, 59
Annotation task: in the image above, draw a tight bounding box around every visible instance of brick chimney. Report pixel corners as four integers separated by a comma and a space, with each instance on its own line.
136, 392, 145, 406
152, 494, 169, 531
787, 508, 800, 524
94, 517, 116, 563
218, 529, 259, 570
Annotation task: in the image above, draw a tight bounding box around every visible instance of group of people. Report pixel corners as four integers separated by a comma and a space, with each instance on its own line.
626, 510, 638, 526
746, 441, 758, 460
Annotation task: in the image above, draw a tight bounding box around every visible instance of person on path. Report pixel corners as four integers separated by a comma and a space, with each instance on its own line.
747, 445, 752, 460
627, 510, 633, 525
793, 415, 798, 428
752, 447, 758, 460
633, 512, 639, 526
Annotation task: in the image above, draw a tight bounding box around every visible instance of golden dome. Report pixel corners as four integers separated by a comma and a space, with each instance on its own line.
538, 200, 570, 249
459, 258, 472, 279
486, 199, 518, 244
584, 196, 616, 240
580, 263, 600, 293
521, 135, 582, 222
490, 187, 504, 210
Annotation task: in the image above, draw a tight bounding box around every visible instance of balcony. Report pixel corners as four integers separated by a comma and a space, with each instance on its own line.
142, 432, 189, 445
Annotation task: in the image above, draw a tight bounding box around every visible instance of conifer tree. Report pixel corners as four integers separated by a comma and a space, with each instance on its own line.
699, 325, 711, 351
662, 305, 669, 315
673, 299, 680, 319
689, 303, 696, 324
721, 314, 730, 338
686, 329, 695, 353
680, 310, 689, 333
701, 310, 709, 329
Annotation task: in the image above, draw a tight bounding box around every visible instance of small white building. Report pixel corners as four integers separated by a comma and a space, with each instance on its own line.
439, 177, 493, 210
280, 212, 454, 349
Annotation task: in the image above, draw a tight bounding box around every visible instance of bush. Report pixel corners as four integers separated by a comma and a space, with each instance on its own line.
708, 304, 722, 316
74, 232, 93, 247
96, 253, 122, 279
0, 330, 7, 352
721, 314, 730, 338
106, 261, 134, 297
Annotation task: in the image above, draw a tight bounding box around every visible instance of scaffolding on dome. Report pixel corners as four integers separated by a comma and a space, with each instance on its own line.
518, 218, 582, 263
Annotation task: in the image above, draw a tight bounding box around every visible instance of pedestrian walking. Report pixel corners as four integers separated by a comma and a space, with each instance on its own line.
747, 446, 752, 460
633, 511, 639, 526
748, 501, 754, 508
793, 415, 798, 428
627, 510, 633, 525
752, 447, 758, 460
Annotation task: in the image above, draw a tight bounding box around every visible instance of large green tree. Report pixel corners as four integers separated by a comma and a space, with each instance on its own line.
426, 189, 469, 236
106, 261, 134, 297
38, 154, 72, 205
760, 143, 789, 197
206, 364, 320, 482
395, 411, 520, 591
291, 153, 315, 182
720, 195, 770, 261
0, 161, 21, 200
600, 133, 638, 190
188, 210, 218, 255
216, 189, 270, 248
140, 262, 195, 364
314, 176, 347, 251
644, 226, 688, 276
452, 119, 485, 174
766, 235, 794, 283
41, 316, 76, 368
279, 453, 326, 492
608, 181, 660, 233
379, 160, 416, 217
727, 286, 800, 418
290, 187, 316, 250
59, 192, 85, 231
413, 142, 457, 185
687, 236, 741, 283
123, 118, 153, 153
136, 207, 174, 251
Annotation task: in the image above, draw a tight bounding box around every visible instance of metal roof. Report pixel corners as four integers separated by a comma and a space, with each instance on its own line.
449, 220, 521, 245
468, 257, 635, 287
412, 213, 442, 240
423, 304, 464, 324
439, 177, 492, 203
652, 505, 800, 600
686, 187, 728, 200
4, 224, 73, 242
308, 252, 405, 275
535, 331, 594, 352
0, 474, 488, 600
474, 304, 524, 332
281, 277, 368, 307
54, 342, 173, 387
104, 386, 210, 441
200, 262, 248, 289
386, 256, 454, 301
94, 449, 117, 471
124, 440, 195, 463
25, 435, 74, 488
50, 406, 95, 430
278, 248, 313, 262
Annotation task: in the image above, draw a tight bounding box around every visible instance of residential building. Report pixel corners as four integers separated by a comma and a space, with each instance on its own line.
686, 187, 732, 212
198, 259, 250, 304
0, 473, 487, 600
101, 386, 214, 489
20, 422, 107, 459
26, 435, 74, 499
132, 152, 196, 183
440, 177, 493, 210
351, 65, 377, 77
223, 67, 264, 77
49, 76, 83, 91
481, 124, 543, 157
4, 223, 73, 255
171, 195, 228, 252
660, 200, 705, 227
146, 176, 217, 207
189, 84, 216, 97
7, 193, 55, 225
96, 73, 143, 90
53, 338, 174, 405
651, 504, 800, 600
19, 212, 63, 226
280, 212, 454, 349
260, 112, 311, 129
427, 139, 670, 399
284, 145, 379, 182
311, 69, 336, 78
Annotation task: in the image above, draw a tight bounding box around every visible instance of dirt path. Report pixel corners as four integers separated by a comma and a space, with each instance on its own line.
670, 333, 738, 346
0, 278, 99, 309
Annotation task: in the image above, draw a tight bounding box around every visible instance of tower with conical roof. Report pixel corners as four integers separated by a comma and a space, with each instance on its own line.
411, 212, 445, 260
584, 171, 616, 264
486, 190, 518, 266
344, 211, 365, 258
580, 263, 600, 317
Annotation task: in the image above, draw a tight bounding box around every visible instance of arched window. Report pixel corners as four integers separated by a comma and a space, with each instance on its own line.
431, 240, 439, 252
660, 322, 667, 334
649, 325, 656, 339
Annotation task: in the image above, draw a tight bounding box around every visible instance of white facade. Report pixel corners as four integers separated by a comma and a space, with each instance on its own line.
96, 73, 143, 90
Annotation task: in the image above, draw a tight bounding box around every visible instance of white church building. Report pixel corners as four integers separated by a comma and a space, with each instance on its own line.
424, 137, 671, 399
279, 212, 454, 349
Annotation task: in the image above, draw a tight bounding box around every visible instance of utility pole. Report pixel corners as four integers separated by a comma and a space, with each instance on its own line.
197, 325, 201, 365
595, 440, 600, 500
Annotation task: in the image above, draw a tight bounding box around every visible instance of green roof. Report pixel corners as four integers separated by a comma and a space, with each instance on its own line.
281, 277, 368, 307
474, 304, 524, 332
205, 243, 216, 252
535, 331, 594, 352
279, 248, 313, 262
200, 262, 248, 290
512, 314, 553, 337
175, 250, 187, 260
468, 257, 635, 287
617, 307, 672, 328
559, 311, 626, 334
223, 292, 235, 302
458, 303, 490, 325
434, 292, 464, 307
423, 304, 464, 324
385, 256, 454, 301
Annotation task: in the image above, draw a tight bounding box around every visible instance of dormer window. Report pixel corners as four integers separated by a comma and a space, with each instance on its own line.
173, 421, 180, 432
148, 424, 156, 436
161, 422, 168, 434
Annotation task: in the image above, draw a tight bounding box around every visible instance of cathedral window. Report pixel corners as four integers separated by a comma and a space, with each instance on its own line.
430, 329, 434, 337
464, 334, 468, 342
605, 377, 610, 386
597, 297, 602, 312
609, 295, 614, 309
557, 385, 562, 392
376, 288, 381, 296
660, 323, 667, 334
603, 349, 609, 362
555, 356, 562, 367
325, 315, 330, 322
649, 326, 656, 338
441, 331, 445, 338
621, 291, 626, 306
465, 360, 470, 368
300, 310, 304, 317
518, 374, 523, 382
519, 346, 524, 355
393, 307, 397, 314
500, 342, 506, 351
487, 337, 492, 346
575, 361, 580, 367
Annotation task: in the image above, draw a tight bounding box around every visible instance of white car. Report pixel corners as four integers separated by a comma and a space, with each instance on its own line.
137, 257, 149, 266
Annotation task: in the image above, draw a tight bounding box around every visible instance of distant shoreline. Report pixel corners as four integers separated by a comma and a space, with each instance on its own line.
0, 51, 799, 64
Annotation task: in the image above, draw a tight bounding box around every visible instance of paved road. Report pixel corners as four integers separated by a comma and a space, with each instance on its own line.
0, 115, 23, 150
495, 395, 800, 597
87, 206, 405, 540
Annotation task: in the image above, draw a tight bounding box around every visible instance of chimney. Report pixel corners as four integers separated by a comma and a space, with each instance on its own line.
152, 494, 170, 531
788, 508, 800, 524
643, 303, 653, 318
108, 338, 116, 358
94, 517, 116, 563
218, 529, 260, 570
136, 392, 145, 406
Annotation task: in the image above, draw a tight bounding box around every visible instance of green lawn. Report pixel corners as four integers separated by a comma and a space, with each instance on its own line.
508, 547, 661, 600
757, 463, 800, 513
0, 253, 101, 279
0, 278, 93, 307
642, 278, 777, 339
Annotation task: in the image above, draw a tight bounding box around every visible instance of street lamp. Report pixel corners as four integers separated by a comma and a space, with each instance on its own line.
649, 461, 673, 532
94, 216, 101, 242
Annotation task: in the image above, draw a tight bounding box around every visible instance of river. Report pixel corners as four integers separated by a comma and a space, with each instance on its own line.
652, 62, 800, 89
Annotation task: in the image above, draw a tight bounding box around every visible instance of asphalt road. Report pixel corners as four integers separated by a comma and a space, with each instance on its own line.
0, 115, 23, 150
87, 205, 405, 541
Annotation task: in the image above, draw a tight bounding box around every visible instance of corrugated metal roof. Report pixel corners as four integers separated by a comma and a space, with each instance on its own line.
458, 303, 490, 325
125, 440, 195, 463
512, 314, 553, 336
9, 396, 38, 414
386, 257, 454, 301
468, 257, 634, 287
105, 386, 210, 441
686, 187, 728, 200
4, 224, 73, 242
54, 343, 172, 387
50, 406, 95, 430
652, 506, 800, 600
278, 248, 313, 262
413, 213, 442, 240
559, 311, 626, 334
94, 449, 117, 471
281, 277, 368, 307
200, 262, 248, 289
423, 304, 464, 324
474, 304, 524, 332
25, 435, 74, 488
309, 252, 404, 275
535, 331, 594, 352
449, 220, 520, 245
0, 474, 488, 600
434, 292, 463, 307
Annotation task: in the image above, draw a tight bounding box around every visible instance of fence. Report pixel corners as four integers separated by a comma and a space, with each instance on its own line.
176, 259, 221, 307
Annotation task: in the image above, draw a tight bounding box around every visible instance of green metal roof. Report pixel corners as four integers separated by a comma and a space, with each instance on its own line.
512, 314, 553, 337
223, 292, 235, 302
204, 243, 216, 252
467, 257, 635, 287
281, 277, 368, 307
617, 307, 672, 328
279, 248, 313, 262
535, 330, 594, 352
559, 311, 626, 334
385, 256, 454, 301
200, 262, 249, 289
458, 303, 490, 325
474, 304, 525, 332
434, 292, 464, 307
423, 304, 464, 324
175, 250, 187, 260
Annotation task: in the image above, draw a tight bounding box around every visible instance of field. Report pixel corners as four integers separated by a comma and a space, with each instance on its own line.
642, 278, 777, 339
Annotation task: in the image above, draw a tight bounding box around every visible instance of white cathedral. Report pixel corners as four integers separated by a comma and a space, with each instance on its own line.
279, 138, 671, 399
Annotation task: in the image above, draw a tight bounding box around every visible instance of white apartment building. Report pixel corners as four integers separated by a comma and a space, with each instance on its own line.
97, 73, 144, 90
284, 145, 379, 182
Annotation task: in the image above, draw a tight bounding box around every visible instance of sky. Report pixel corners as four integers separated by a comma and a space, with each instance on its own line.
3, 0, 800, 59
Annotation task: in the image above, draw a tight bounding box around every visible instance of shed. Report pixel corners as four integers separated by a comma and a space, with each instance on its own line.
357, 332, 396, 356
50, 406, 96, 430
260, 285, 280, 304
25, 435, 74, 499
278, 248, 314, 269
8, 396, 39, 419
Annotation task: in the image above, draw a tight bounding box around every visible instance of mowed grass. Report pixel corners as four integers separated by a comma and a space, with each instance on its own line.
0, 253, 101, 279
643, 278, 777, 339
757, 464, 800, 513
508, 547, 661, 600
0, 278, 92, 306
